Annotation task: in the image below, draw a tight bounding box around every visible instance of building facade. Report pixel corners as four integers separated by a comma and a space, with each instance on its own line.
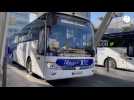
7, 12, 30, 47
106, 17, 134, 34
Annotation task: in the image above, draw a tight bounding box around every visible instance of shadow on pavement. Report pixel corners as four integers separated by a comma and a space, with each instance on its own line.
11, 62, 26, 71
11, 63, 43, 80
47, 73, 134, 87
96, 65, 134, 72
10, 63, 134, 87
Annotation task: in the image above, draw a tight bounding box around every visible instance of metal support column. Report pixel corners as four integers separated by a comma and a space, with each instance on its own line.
95, 12, 114, 46
0, 12, 9, 87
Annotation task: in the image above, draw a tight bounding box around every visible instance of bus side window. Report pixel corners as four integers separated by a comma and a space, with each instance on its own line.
127, 45, 134, 57
38, 29, 45, 55
14, 36, 19, 44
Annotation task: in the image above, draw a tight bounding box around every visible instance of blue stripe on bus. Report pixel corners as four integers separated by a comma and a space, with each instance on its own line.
56, 59, 93, 67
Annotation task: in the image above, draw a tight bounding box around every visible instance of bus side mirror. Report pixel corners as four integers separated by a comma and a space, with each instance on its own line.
95, 48, 97, 54
85, 48, 96, 57
92, 48, 96, 57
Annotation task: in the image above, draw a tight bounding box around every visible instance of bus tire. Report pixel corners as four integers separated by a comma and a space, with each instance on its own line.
104, 58, 117, 69
26, 57, 32, 74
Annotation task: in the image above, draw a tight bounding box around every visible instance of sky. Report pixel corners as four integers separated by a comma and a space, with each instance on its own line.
29, 13, 38, 22
91, 12, 134, 28
29, 12, 134, 27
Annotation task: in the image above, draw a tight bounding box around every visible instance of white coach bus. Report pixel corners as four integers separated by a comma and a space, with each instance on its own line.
97, 31, 134, 71
12, 12, 96, 80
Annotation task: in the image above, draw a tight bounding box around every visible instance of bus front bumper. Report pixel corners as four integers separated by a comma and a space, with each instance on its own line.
45, 68, 95, 81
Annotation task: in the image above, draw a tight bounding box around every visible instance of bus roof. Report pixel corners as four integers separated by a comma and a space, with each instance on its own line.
19, 12, 91, 36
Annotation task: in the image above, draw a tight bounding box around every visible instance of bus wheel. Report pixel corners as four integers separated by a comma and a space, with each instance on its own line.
104, 58, 117, 69
26, 58, 32, 74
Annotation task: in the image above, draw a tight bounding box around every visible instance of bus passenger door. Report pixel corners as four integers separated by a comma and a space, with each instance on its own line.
115, 48, 127, 69
126, 45, 134, 71
31, 29, 45, 78
126, 57, 134, 70
23, 42, 27, 66
17, 43, 25, 66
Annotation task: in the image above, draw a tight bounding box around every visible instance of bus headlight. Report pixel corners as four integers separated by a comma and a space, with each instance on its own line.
47, 63, 55, 69
90, 64, 95, 68
47, 63, 62, 70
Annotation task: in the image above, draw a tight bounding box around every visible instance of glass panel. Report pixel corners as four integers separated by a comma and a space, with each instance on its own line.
47, 14, 94, 56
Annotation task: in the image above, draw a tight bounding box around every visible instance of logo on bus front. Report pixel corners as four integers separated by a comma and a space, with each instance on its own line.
56, 59, 93, 67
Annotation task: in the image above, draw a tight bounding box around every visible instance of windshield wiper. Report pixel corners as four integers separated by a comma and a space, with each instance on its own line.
58, 48, 87, 54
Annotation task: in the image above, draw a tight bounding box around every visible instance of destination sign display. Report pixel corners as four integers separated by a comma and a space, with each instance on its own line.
60, 19, 85, 27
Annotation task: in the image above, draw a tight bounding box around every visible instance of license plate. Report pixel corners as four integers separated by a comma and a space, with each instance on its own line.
75, 67, 80, 70
72, 71, 83, 75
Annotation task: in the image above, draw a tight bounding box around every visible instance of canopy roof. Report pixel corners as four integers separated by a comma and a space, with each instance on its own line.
103, 30, 134, 40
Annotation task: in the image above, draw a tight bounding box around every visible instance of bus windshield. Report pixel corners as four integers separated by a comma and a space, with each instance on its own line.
47, 14, 94, 56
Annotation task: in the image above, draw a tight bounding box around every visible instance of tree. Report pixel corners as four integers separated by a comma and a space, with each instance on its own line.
98, 12, 124, 21
122, 27, 131, 32
114, 12, 124, 17
121, 24, 134, 32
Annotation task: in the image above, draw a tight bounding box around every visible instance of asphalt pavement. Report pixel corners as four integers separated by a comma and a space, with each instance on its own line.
1, 64, 134, 87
